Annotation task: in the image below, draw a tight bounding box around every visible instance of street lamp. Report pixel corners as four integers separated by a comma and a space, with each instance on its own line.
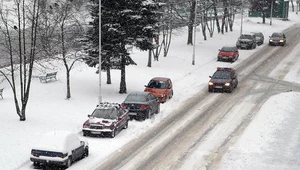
270, 0, 273, 25
98, 0, 102, 104
192, 0, 197, 65
240, 0, 243, 35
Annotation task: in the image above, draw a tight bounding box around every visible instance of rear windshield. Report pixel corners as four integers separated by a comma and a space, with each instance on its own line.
240, 34, 253, 39
147, 80, 167, 89
212, 71, 231, 79
221, 47, 236, 52
125, 94, 147, 102
92, 108, 117, 119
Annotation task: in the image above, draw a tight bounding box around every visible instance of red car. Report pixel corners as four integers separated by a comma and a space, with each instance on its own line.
217, 46, 239, 62
82, 102, 129, 138
144, 77, 173, 103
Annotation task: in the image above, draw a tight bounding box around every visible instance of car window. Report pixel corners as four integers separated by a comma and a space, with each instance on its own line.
148, 80, 167, 89
212, 71, 231, 79
271, 33, 281, 38
221, 47, 236, 52
92, 108, 117, 119
125, 94, 147, 102
240, 34, 253, 39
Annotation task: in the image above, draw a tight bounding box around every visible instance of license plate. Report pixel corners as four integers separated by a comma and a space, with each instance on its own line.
129, 112, 137, 116
91, 131, 102, 134
241, 45, 247, 47
215, 86, 223, 89
223, 57, 228, 59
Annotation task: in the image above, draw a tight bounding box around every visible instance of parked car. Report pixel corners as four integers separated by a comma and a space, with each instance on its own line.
30, 131, 89, 168
269, 32, 286, 46
121, 92, 160, 120
208, 67, 238, 93
217, 46, 239, 62
236, 33, 257, 49
82, 102, 129, 138
144, 77, 173, 103
251, 32, 264, 45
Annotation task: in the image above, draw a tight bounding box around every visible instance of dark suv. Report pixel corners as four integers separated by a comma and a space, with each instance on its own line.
208, 67, 238, 93
236, 33, 257, 49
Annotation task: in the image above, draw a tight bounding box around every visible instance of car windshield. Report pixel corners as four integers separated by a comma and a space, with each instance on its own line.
221, 47, 236, 52
212, 71, 231, 79
125, 94, 147, 102
240, 34, 253, 39
271, 33, 282, 38
92, 108, 117, 119
147, 80, 167, 89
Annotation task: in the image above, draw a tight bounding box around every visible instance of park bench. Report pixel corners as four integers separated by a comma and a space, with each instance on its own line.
39, 71, 58, 83
0, 88, 3, 99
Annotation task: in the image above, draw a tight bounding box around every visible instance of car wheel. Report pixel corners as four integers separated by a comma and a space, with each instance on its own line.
146, 110, 151, 119
83, 147, 89, 158
83, 131, 88, 136
156, 104, 160, 114
33, 162, 39, 167
208, 88, 213, 92
110, 129, 116, 138
123, 120, 129, 129
66, 157, 72, 168
169, 90, 173, 99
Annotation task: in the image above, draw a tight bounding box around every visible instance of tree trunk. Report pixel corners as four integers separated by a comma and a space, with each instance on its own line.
119, 55, 126, 94
213, 0, 220, 33
66, 70, 71, 99
187, 0, 196, 45
106, 67, 111, 84
262, 12, 266, 24
147, 49, 152, 67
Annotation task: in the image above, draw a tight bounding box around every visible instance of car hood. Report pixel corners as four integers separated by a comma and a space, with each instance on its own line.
144, 88, 167, 96
88, 117, 116, 125
270, 37, 283, 40
218, 51, 235, 56
210, 79, 230, 84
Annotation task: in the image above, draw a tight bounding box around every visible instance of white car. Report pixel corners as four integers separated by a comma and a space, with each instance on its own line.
30, 131, 89, 168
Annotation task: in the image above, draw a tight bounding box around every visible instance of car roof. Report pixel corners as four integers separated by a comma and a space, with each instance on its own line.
33, 131, 78, 153
96, 102, 121, 109
151, 77, 170, 81
128, 92, 151, 96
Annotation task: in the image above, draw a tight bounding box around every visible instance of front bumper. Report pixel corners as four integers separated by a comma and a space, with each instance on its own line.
208, 84, 231, 91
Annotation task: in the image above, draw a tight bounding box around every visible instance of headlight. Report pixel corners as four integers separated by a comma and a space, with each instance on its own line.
269, 39, 273, 42
208, 82, 213, 85
225, 82, 230, 86
280, 40, 284, 42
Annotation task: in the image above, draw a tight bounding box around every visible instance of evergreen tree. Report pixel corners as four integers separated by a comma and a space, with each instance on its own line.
85, 0, 161, 93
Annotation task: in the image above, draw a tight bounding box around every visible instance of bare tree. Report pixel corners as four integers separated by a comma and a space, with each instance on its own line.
0, 0, 41, 121
39, 0, 88, 99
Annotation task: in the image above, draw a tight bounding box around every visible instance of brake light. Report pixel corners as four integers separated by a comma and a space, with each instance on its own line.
31, 151, 39, 157
140, 104, 148, 109
109, 124, 115, 130
121, 103, 126, 108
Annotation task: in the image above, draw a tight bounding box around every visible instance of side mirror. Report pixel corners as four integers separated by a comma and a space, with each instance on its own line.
209, 76, 212, 78
144, 85, 148, 87
88, 114, 91, 118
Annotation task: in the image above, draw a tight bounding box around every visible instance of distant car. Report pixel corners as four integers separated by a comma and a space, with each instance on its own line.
144, 77, 173, 103
208, 67, 238, 93
217, 46, 239, 62
121, 92, 160, 120
30, 131, 89, 168
236, 33, 257, 49
269, 32, 286, 46
82, 102, 129, 138
251, 32, 264, 45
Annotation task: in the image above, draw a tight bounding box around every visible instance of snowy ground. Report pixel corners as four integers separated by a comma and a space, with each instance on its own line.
1, 6, 300, 170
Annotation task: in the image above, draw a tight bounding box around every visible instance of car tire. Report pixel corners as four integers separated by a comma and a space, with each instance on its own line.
123, 120, 129, 129
83, 131, 88, 137
84, 147, 89, 157
208, 88, 213, 92
156, 104, 160, 114
33, 162, 39, 167
110, 129, 116, 138
169, 90, 173, 99
66, 157, 72, 168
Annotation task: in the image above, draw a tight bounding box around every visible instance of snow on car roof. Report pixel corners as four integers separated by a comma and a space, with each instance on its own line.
32, 131, 77, 153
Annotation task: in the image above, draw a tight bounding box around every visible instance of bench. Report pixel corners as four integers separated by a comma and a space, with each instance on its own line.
39, 71, 58, 83
0, 88, 3, 99
126, 45, 133, 53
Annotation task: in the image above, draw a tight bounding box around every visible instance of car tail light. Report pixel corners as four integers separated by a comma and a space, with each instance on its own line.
31, 151, 39, 157
140, 104, 148, 109
59, 153, 68, 158
121, 103, 126, 108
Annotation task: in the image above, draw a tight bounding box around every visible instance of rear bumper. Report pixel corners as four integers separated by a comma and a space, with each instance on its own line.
30, 157, 67, 166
